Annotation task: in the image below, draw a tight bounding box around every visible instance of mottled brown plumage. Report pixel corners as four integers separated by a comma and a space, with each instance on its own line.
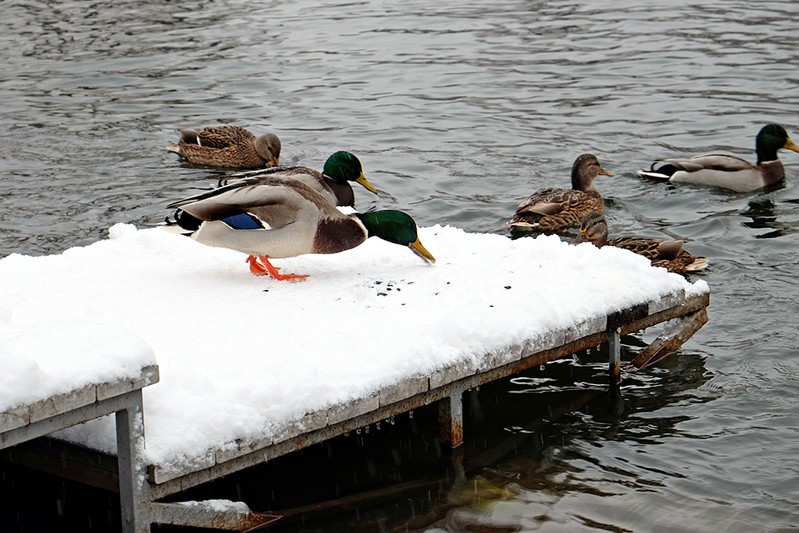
510, 154, 612, 234
166, 125, 281, 169
576, 211, 709, 274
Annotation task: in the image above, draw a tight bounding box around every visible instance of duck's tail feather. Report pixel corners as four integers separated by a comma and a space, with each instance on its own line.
636, 169, 671, 180
685, 257, 709, 272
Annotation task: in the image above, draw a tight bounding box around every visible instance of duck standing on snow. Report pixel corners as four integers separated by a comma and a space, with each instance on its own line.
166, 125, 282, 169
222, 151, 378, 208
167, 176, 435, 281
509, 154, 613, 234
636, 124, 799, 192
576, 211, 708, 274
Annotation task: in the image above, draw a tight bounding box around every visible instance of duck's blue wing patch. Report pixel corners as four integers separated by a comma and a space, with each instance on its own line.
222, 213, 263, 230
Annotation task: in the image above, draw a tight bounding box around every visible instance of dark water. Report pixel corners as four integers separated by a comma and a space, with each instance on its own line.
2, 0, 798, 531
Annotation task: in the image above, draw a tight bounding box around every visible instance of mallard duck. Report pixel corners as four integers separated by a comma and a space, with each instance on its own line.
223, 151, 378, 208
166, 125, 282, 169
636, 124, 799, 192
576, 211, 708, 274
509, 154, 613, 233
167, 175, 435, 281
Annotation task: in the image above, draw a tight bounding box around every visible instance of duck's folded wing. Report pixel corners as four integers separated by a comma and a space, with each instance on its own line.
220, 167, 338, 205
516, 201, 563, 216
197, 125, 254, 148
609, 237, 661, 260
513, 188, 571, 216
168, 179, 313, 227
640, 154, 754, 178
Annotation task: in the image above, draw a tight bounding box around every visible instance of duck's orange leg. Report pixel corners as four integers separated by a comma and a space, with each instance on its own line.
246, 256, 308, 282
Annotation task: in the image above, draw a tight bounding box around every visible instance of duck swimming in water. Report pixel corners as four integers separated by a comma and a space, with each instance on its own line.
636, 124, 799, 193
510, 154, 613, 234
167, 125, 282, 169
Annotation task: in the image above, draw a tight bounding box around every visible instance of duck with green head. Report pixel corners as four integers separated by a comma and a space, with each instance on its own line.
576, 211, 708, 275
225, 150, 378, 208
637, 124, 799, 192
167, 125, 282, 169
167, 176, 435, 281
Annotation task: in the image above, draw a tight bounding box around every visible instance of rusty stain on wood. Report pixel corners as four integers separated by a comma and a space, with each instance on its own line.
151, 502, 281, 531
438, 394, 464, 449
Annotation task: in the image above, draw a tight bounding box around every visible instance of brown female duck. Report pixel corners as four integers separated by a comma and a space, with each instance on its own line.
510, 154, 613, 233
167, 125, 281, 169
576, 211, 708, 274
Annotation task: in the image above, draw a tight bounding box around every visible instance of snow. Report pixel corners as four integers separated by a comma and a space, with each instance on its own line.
0, 321, 155, 413
0, 223, 708, 472
176, 499, 252, 513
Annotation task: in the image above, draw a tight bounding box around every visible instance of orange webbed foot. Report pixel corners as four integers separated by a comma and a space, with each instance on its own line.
246, 255, 269, 276
246, 256, 308, 282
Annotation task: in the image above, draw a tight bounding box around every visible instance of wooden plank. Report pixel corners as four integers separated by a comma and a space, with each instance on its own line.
631, 308, 709, 369
97, 365, 160, 401
29, 385, 96, 424
479, 344, 522, 371
430, 360, 478, 389
647, 289, 687, 314
621, 292, 709, 336
150, 449, 216, 485
0, 405, 30, 433
1, 390, 147, 450
379, 377, 429, 406
272, 409, 328, 445
215, 436, 274, 465
326, 394, 379, 426
151, 501, 281, 530
564, 315, 607, 344
522, 328, 566, 355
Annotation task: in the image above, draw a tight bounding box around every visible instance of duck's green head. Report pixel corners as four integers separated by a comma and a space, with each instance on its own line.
756, 124, 799, 163
323, 151, 378, 194
356, 210, 436, 263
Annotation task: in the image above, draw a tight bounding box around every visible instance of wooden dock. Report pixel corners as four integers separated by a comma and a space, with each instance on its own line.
1, 288, 709, 532
0, 362, 159, 532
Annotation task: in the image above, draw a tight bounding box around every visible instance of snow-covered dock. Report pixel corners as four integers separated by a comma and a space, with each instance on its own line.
0, 224, 709, 531
0, 322, 159, 532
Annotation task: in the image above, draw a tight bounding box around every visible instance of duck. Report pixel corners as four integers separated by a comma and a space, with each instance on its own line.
509, 154, 613, 234
576, 211, 708, 274
222, 150, 378, 208
166, 125, 282, 169
636, 124, 799, 193
167, 175, 435, 281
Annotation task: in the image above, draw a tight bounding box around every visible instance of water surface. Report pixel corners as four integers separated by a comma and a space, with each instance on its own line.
1, 1, 798, 531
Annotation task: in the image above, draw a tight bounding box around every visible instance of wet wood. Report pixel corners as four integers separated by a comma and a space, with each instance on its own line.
631, 308, 709, 369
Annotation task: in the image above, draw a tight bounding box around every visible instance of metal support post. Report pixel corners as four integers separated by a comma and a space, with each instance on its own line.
116, 390, 152, 533
608, 328, 621, 396
438, 391, 463, 449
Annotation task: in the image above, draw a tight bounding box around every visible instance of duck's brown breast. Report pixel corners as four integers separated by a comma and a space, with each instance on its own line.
312, 217, 367, 254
